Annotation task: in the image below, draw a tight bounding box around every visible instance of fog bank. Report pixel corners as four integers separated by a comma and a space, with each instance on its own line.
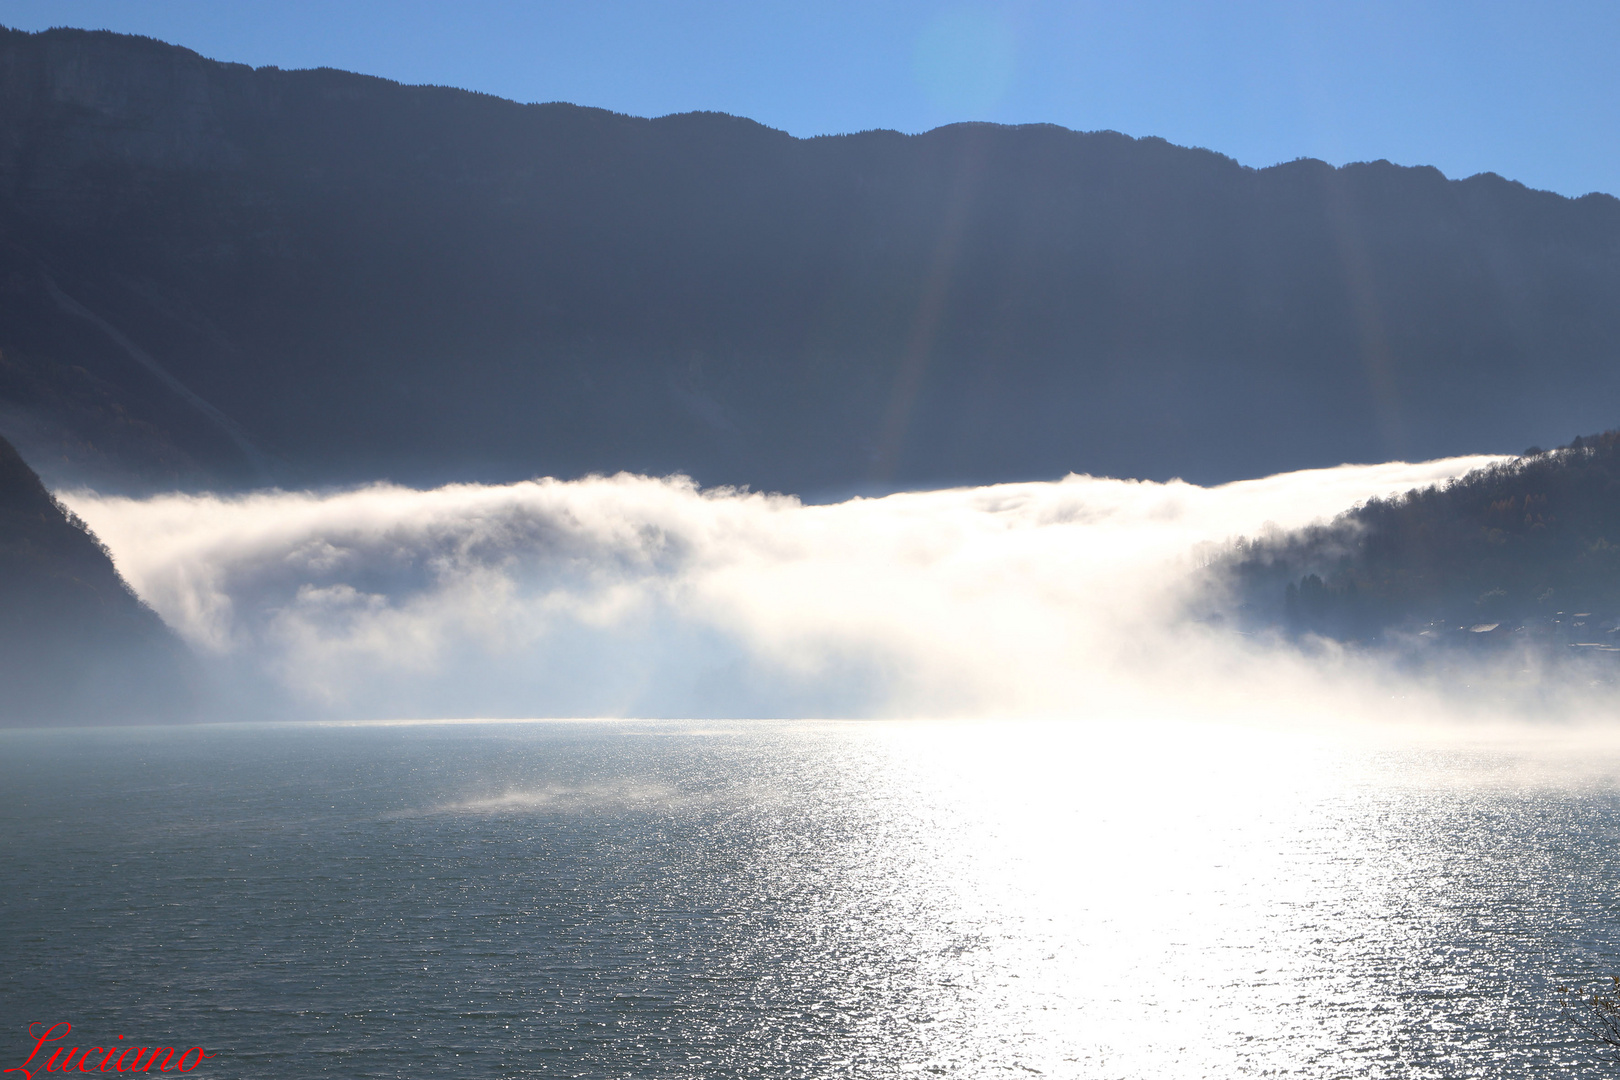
62, 458, 1529, 722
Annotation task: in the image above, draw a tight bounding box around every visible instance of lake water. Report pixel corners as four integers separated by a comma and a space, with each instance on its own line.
5, 718, 1620, 1077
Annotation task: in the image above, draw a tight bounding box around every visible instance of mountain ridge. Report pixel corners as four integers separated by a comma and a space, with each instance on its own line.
3, 25, 1620, 497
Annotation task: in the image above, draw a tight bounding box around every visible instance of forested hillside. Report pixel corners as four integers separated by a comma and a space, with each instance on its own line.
1218, 432, 1620, 648
3, 27, 1620, 496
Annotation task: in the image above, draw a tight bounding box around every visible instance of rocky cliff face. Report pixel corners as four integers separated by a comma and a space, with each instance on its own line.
0, 29, 247, 174
0, 430, 195, 723
2, 26, 1619, 497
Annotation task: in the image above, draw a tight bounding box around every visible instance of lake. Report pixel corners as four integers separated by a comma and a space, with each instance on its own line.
4, 718, 1620, 1077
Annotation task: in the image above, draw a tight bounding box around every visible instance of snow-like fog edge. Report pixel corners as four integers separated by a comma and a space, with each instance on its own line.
61, 457, 1542, 723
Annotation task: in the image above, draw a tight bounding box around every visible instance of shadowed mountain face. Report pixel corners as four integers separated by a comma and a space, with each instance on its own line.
2, 27, 1620, 497
0, 432, 194, 723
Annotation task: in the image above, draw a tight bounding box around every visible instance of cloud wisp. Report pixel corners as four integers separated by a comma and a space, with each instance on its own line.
62, 457, 1535, 723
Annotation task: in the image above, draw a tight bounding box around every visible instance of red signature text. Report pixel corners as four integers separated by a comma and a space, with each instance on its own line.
5, 1023, 214, 1077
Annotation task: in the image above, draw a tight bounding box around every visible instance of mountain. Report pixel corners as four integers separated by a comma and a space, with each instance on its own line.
3, 26, 1620, 497
0, 431, 195, 723
1215, 432, 1620, 648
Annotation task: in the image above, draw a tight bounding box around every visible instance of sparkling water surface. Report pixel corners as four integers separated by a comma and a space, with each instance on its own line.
4, 718, 1620, 1078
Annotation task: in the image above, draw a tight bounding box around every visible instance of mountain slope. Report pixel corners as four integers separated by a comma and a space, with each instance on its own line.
1216, 432, 1620, 646
2, 27, 1620, 495
0, 432, 194, 722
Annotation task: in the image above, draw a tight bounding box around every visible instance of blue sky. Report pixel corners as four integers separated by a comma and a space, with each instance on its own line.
1, 0, 1616, 197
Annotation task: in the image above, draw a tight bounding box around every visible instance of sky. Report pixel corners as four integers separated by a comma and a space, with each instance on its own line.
0, 0, 1616, 198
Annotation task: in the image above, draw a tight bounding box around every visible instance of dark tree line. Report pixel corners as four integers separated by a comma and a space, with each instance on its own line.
1216, 430, 1620, 644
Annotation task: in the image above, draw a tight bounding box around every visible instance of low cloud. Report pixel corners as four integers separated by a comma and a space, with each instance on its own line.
63, 457, 1538, 723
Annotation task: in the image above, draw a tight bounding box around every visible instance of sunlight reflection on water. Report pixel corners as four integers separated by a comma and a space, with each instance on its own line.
3, 718, 1620, 1077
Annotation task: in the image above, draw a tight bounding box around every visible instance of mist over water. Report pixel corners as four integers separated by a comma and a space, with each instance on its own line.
25, 461, 1620, 1078
57, 456, 1525, 723
7, 718, 1620, 1078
